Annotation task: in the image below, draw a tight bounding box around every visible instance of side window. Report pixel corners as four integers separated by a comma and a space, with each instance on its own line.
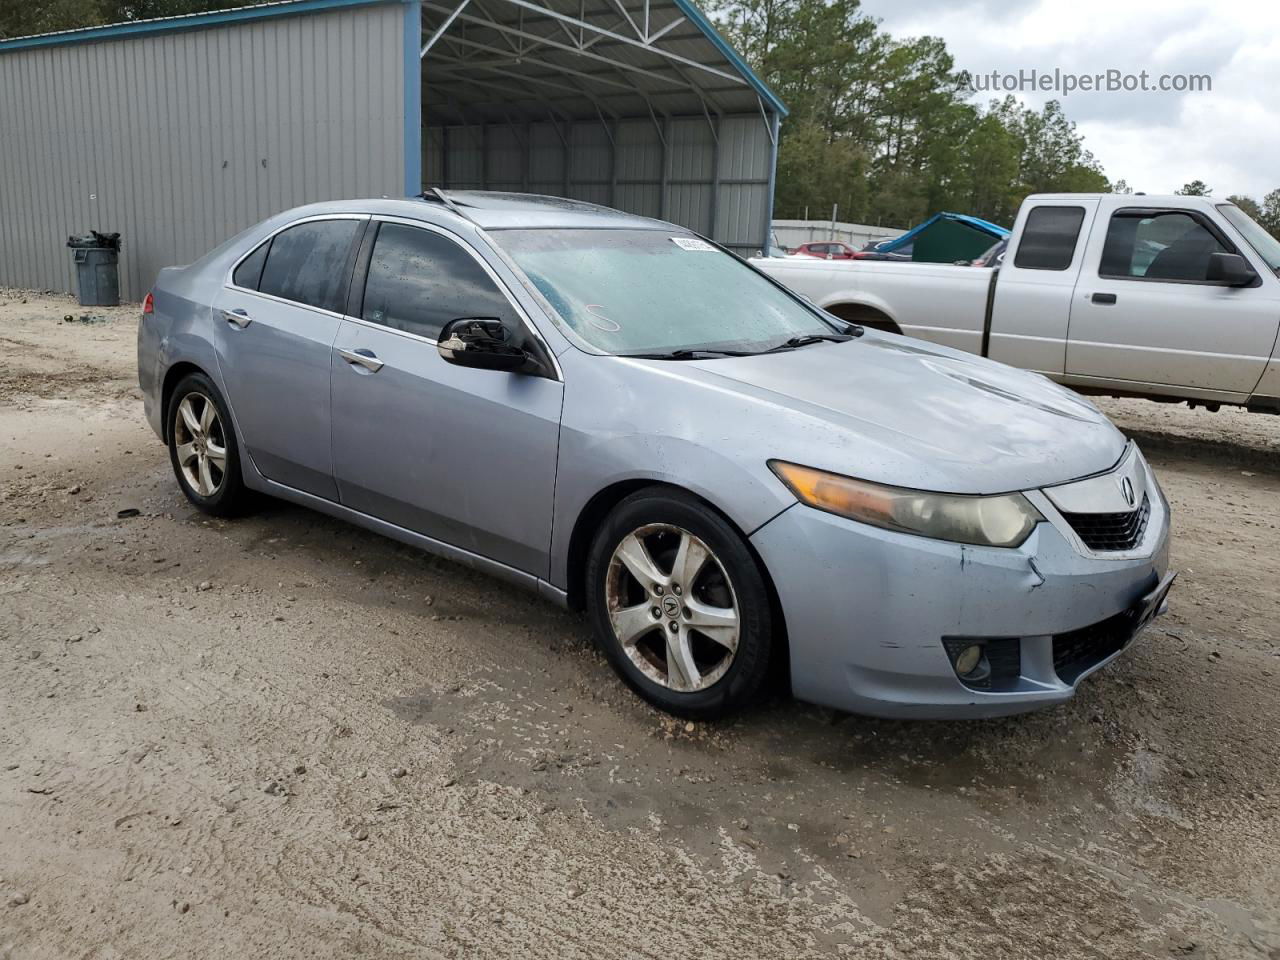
1099, 210, 1230, 282
360, 223, 518, 341
258, 219, 360, 312
233, 239, 269, 290
1014, 206, 1085, 270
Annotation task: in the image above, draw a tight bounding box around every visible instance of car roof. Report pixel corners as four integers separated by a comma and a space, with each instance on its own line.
277, 191, 678, 233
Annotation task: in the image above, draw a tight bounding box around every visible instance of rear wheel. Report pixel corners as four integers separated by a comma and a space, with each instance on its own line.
166, 371, 251, 516
586, 488, 774, 719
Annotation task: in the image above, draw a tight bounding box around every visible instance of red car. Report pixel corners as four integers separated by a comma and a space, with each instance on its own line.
792, 242, 857, 260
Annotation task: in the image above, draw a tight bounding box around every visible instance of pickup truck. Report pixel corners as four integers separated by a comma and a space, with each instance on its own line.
755, 193, 1280, 414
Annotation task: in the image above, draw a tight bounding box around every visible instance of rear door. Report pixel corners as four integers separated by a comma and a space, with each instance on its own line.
1066, 204, 1280, 395
329, 217, 563, 576
987, 198, 1099, 375
213, 215, 366, 500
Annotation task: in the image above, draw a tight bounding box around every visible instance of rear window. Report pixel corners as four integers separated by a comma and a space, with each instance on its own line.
232, 240, 269, 290
1014, 206, 1086, 271
258, 219, 360, 312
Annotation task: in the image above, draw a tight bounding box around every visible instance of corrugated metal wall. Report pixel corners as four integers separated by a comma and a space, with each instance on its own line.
0, 4, 406, 301
424, 114, 773, 256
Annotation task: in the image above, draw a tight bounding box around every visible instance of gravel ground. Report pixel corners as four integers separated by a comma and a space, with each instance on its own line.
1, 290, 1278, 959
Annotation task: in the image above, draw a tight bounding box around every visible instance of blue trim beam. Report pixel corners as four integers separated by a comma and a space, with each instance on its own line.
763, 111, 780, 252
671, 0, 787, 119
402, 0, 423, 196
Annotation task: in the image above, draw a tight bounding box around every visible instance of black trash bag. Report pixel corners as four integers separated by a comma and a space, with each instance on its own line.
67, 230, 122, 251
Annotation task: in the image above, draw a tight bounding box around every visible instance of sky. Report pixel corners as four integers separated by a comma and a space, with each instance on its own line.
856, 0, 1280, 201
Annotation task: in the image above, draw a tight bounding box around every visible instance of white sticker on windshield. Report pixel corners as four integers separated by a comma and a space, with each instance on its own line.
670, 236, 716, 251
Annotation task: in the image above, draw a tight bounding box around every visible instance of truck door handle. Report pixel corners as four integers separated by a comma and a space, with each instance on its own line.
338, 347, 384, 373
222, 308, 252, 328
1090, 293, 1117, 305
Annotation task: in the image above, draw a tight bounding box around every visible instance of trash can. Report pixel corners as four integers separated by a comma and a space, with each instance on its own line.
67, 231, 122, 307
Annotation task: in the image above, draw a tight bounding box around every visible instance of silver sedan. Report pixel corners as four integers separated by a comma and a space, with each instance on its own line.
137, 192, 1173, 719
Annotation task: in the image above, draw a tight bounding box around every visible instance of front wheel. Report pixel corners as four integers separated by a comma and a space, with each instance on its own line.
585, 488, 774, 719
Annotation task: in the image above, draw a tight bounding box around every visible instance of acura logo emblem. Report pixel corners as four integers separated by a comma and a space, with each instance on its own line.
1120, 476, 1136, 508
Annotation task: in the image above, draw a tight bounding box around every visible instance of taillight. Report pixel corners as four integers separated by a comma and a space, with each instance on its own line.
142, 292, 154, 315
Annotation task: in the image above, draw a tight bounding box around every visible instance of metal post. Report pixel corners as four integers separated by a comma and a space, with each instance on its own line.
659, 115, 670, 220
564, 119, 571, 199
609, 120, 618, 208
708, 114, 720, 242
441, 124, 450, 188
523, 122, 531, 192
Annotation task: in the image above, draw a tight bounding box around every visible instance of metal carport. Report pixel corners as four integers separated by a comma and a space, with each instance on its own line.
0, 0, 784, 299
417, 0, 787, 256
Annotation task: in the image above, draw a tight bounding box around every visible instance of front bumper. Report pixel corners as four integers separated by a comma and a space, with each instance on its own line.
751, 460, 1170, 719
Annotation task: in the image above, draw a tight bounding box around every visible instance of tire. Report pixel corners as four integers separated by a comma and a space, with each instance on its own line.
585, 487, 774, 719
165, 371, 252, 517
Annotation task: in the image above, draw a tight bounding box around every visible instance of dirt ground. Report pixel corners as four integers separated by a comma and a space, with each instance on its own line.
1, 289, 1278, 959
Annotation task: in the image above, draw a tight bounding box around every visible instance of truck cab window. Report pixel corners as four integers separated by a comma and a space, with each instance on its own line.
1013, 206, 1085, 270
1100, 211, 1230, 282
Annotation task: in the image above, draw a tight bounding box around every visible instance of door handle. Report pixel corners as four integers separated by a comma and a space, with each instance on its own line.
1090, 293, 1117, 305
338, 347, 384, 373
222, 308, 252, 328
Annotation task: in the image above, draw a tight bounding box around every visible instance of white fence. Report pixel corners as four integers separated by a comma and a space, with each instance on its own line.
772, 219, 906, 251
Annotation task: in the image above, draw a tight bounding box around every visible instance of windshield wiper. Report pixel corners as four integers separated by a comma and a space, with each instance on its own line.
759, 332, 856, 353
621, 330, 860, 361
620, 348, 757, 360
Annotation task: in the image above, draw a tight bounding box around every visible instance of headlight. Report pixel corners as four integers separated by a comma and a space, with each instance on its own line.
769, 460, 1042, 548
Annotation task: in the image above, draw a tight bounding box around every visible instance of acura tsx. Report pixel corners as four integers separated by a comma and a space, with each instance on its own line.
137, 191, 1173, 719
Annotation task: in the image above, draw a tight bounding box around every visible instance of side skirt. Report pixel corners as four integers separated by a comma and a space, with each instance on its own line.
244, 465, 571, 609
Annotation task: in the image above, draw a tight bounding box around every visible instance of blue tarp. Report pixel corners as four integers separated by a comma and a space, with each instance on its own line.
874, 212, 1010, 253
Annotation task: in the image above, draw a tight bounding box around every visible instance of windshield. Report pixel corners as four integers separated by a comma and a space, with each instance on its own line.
489, 228, 839, 356
1217, 204, 1280, 272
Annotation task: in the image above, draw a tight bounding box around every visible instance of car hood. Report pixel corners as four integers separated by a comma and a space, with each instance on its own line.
667, 333, 1127, 494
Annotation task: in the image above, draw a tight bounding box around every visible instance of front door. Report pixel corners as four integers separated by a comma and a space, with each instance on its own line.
213, 215, 366, 499
329, 219, 563, 577
1067, 205, 1280, 395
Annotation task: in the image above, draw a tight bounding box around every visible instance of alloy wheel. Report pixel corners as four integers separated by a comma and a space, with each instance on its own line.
172, 391, 227, 498
604, 523, 740, 692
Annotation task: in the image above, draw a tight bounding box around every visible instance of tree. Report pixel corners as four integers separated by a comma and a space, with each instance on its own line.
1260, 190, 1280, 238
1176, 180, 1212, 196
713, 0, 1112, 227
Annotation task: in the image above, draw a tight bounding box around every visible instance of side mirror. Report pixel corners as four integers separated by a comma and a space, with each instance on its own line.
437, 318, 532, 373
1206, 252, 1257, 287
825, 253, 834, 260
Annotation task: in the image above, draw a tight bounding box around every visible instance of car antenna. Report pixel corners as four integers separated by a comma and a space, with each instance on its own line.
422, 187, 478, 225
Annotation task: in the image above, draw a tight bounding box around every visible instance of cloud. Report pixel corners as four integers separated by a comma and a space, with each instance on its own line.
857, 0, 1280, 198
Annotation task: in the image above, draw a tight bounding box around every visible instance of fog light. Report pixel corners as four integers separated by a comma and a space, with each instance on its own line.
954, 644, 983, 677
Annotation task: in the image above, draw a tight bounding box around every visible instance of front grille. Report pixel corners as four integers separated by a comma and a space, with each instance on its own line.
1061, 494, 1150, 551
1052, 610, 1135, 685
